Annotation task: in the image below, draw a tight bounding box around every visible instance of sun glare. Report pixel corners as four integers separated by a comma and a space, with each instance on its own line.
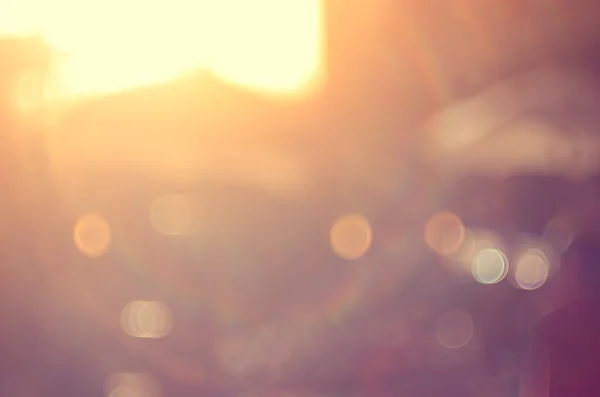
0, 0, 325, 98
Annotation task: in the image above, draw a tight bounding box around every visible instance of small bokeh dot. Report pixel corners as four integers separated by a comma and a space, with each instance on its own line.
424, 211, 466, 257
330, 213, 372, 260
472, 248, 508, 284
515, 249, 550, 290
120, 301, 173, 339
73, 213, 111, 258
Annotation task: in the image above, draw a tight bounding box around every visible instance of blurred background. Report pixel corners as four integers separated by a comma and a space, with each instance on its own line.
1, 1, 600, 396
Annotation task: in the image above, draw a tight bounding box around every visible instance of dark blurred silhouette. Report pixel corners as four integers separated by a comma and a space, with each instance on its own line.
522, 239, 600, 397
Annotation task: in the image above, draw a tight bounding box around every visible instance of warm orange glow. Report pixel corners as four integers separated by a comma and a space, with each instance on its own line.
1, 0, 325, 98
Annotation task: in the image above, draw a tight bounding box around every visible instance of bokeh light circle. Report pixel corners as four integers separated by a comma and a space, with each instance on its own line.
472, 248, 508, 284
73, 213, 111, 258
542, 215, 576, 255
120, 301, 173, 339
515, 249, 550, 290
424, 211, 466, 256
330, 213, 372, 260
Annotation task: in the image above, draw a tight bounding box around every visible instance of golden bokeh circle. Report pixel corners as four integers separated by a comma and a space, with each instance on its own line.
73, 213, 111, 258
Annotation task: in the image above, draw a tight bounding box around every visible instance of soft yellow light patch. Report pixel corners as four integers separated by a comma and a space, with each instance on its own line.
0, 0, 325, 98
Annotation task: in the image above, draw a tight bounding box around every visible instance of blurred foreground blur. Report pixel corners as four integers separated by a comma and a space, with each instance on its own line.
3, 1, 600, 397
